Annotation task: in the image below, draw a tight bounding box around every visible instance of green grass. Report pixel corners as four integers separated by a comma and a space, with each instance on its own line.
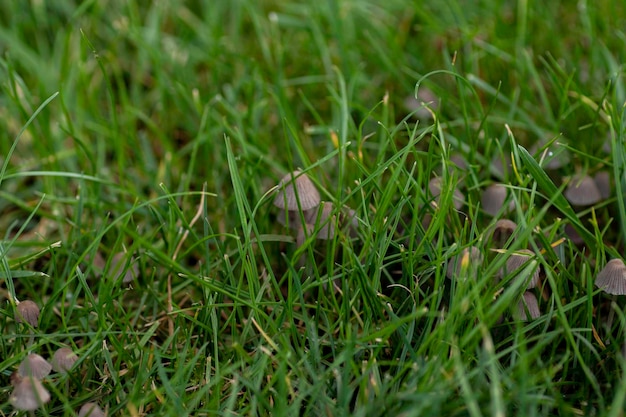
1, 0, 626, 415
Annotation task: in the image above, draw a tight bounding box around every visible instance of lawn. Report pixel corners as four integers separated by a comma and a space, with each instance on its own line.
1, 0, 626, 415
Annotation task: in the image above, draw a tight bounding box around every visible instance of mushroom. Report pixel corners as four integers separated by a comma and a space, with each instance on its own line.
490, 219, 517, 248
10, 376, 50, 411
51, 347, 79, 373
530, 140, 570, 170
273, 170, 321, 212
18, 354, 52, 380
16, 300, 40, 327
515, 291, 541, 321
110, 252, 140, 284
79, 402, 106, 417
500, 249, 540, 289
304, 201, 337, 240
595, 258, 626, 295
481, 184, 515, 217
428, 177, 465, 210
446, 246, 482, 280
593, 171, 611, 200
564, 175, 602, 206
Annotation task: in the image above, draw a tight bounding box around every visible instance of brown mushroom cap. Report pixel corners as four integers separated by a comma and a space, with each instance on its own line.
273, 170, 321, 211
51, 347, 79, 373
79, 402, 106, 417
595, 258, 626, 295
564, 175, 602, 206
481, 184, 515, 217
516, 291, 541, 321
428, 177, 465, 210
490, 219, 517, 248
16, 300, 40, 327
500, 249, 540, 288
10, 377, 50, 411
446, 246, 483, 280
18, 354, 52, 380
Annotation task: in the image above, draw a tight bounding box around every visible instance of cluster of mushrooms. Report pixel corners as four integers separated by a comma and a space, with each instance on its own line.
272, 170, 357, 249
439, 142, 626, 327
270, 139, 626, 333
8, 299, 105, 416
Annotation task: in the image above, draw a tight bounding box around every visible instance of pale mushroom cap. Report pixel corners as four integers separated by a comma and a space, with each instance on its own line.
446, 246, 483, 280
79, 402, 106, 417
428, 177, 465, 210
16, 300, 40, 327
304, 201, 336, 240
501, 249, 540, 288
516, 291, 541, 321
491, 219, 517, 247
530, 141, 571, 170
564, 175, 602, 206
481, 184, 515, 217
273, 170, 321, 211
51, 347, 79, 373
593, 171, 611, 200
595, 258, 626, 295
110, 252, 139, 284
10, 377, 50, 411
18, 354, 52, 380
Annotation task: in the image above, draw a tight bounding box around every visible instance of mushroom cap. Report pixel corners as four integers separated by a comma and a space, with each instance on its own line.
530, 141, 571, 170
564, 175, 602, 206
516, 291, 541, 321
79, 402, 106, 417
273, 170, 321, 211
490, 219, 517, 248
304, 201, 336, 240
10, 377, 50, 411
501, 249, 540, 288
276, 208, 304, 231
16, 300, 40, 327
110, 252, 139, 284
51, 347, 79, 373
446, 246, 483, 280
481, 184, 516, 217
595, 258, 626, 295
593, 171, 611, 200
564, 223, 584, 246
18, 354, 52, 380
428, 177, 465, 210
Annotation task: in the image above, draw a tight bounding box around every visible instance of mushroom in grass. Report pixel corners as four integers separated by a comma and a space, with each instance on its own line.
564, 175, 602, 206
516, 291, 541, 321
490, 219, 517, 248
18, 354, 52, 380
16, 300, 40, 328
110, 252, 140, 284
304, 201, 337, 241
51, 347, 79, 373
273, 170, 320, 211
10, 376, 50, 411
595, 259, 626, 296
428, 177, 465, 210
446, 246, 482, 281
593, 171, 611, 200
595, 258, 626, 331
481, 184, 515, 217
79, 402, 106, 417
500, 249, 540, 289
530, 140, 571, 170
